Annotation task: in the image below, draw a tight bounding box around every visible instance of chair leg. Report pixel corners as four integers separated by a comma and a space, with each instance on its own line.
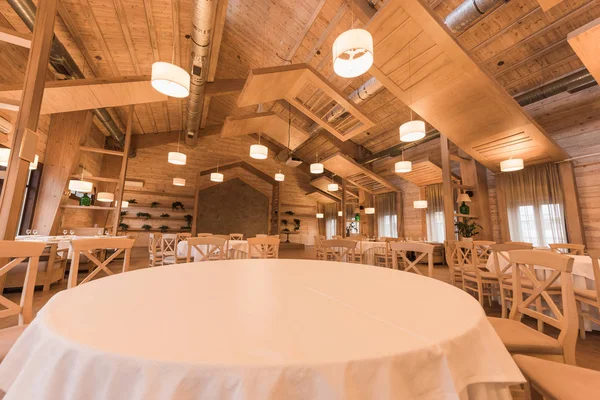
500, 284, 507, 319
535, 297, 544, 333
576, 300, 586, 340
524, 382, 543, 400
477, 282, 484, 305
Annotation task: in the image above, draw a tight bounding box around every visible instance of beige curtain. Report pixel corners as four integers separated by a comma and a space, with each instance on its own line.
426, 184, 445, 242
324, 203, 338, 239
317, 202, 326, 236
376, 193, 397, 238
499, 163, 567, 247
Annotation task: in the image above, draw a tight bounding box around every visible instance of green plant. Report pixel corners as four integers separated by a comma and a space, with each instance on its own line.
127, 199, 137, 204
293, 218, 301, 231
284, 211, 295, 216
172, 201, 185, 211
184, 214, 193, 224
160, 213, 170, 218
281, 219, 288, 226
119, 223, 129, 231
142, 224, 152, 231
120, 211, 128, 217
136, 212, 151, 220
159, 225, 169, 233
454, 218, 482, 238
150, 202, 160, 208
180, 225, 191, 230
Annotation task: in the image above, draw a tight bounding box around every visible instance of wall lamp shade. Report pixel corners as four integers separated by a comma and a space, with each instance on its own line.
275, 173, 285, 182
310, 163, 324, 174
168, 151, 187, 165
400, 120, 426, 142
0, 148, 10, 167
338, 211, 343, 216
115, 200, 129, 208
68, 179, 93, 193
249, 144, 268, 160
413, 200, 428, 209
151, 62, 190, 98
316, 213, 324, 219
500, 158, 524, 172
328, 183, 339, 191
173, 178, 186, 186
210, 172, 224, 183
96, 192, 114, 202
395, 160, 412, 173
28, 154, 39, 170
365, 207, 375, 215
457, 193, 471, 203
332, 29, 374, 78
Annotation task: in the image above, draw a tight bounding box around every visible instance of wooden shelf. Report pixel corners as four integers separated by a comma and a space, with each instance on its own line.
70, 175, 119, 183
123, 228, 191, 233
122, 205, 190, 214
80, 146, 124, 157
454, 213, 478, 218
122, 216, 186, 221
61, 205, 116, 210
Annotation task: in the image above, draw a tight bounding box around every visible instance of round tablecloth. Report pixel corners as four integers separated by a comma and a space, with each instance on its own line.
0, 260, 523, 399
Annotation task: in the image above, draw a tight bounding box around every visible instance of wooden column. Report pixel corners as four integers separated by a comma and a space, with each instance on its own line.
420, 187, 427, 239
341, 179, 347, 237
31, 111, 93, 235
0, 0, 58, 240
191, 173, 201, 236
372, 194, 378, 239
440, 135, 455, 241
112, 105, 134, 235
396, 191, 403, 238
495, 174, 511, 242
558, 161, 586, 245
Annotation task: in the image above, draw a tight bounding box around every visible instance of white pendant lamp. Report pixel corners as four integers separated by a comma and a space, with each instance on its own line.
395, 160, 412, 173
456, 193, 471, 203
399, 41, 426, 143
29, 154, 39, 170
96, 192, 114, 203
210, 172, 224, 182
500, 158, 524, 172
310, 152, 323, 174
151, 61, 190, 98
115, 200, 129, 208
338, 210, 343, 217
250, 143, 268, 160
275, 171, 285, 182
328, 182, 339, 191
365, 207, 375, 215
332, 29, 374, 78
316, 213, 324, 219
413, 200, 428, 209
0, 148, 10, 167
168, 151, 187, 165
68, 179, 93, 193
173, 177, 186, 186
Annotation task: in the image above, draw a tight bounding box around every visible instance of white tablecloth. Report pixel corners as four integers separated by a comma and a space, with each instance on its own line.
0, 260, 523, 399
177, 239, 248, 261
15, 235, 116, 259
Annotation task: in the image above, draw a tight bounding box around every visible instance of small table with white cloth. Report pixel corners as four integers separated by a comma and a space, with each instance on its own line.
15, 234, 117, 259
0, 259, 523, 399
177, 239, 248, 261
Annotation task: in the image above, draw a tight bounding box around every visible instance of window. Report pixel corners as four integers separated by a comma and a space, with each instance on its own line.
510, 203, 566, 247
427, 211, 445, 242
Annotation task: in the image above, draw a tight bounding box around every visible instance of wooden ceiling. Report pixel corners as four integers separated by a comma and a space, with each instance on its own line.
0, 0, 599, 188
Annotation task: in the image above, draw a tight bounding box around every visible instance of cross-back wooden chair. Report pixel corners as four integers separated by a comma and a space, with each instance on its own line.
314, 235, 326, 260
248, 237, 280, 259
373, 237, 397, 268
390, 242, 435, 277
255, 234, 268, 238
488, 250, 578, 365
444, 240, 462, 287
549, 243, 585, 255
68, 238, 135, 289
575, 249, 600, 339
229, 233, 243, 240
349, 234, 366, 241
349, 239, 363, 263
322, 239, 357, 263
160, 234, 178, 265
473, 240, 495, 268
185, 237, 227, 262
506, 241, 534, 246
0, 241, 46, 361
148, 233, 163, 267
197, 233, 213, 237
456, 240, 496, 305
490, 243, 534, 318
175, 233, 192, 263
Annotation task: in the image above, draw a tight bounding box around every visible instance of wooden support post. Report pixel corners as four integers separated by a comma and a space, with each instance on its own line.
420, 187, 427, 240
558, 161, 586, 245
495, 174, 511, 242
341, 179, 347, 237
396, 191, 403, 238
192, 173, 200, 236
31, 111, 93, 235
112, 105, 134, 235
0, 0, 58, 240
440, 135, 455, 241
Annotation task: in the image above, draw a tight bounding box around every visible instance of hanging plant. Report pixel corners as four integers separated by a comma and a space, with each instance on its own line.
160, 213, 170, 218
172, 201, 186, 211
142, 224, 152, 231
294, 218, 301, 231
159, 225, 169, 233
454, 218, 482, 239
119, 223, 129, 231
151, 202, 160, 208
136, 212, 151, 220
281, 219, 288, 226
184, 214, 193, 228
127, 199, 138, 204
284, 211, 295, 215
120, 211, 128, 217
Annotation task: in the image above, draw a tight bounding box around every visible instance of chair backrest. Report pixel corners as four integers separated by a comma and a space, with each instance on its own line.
176, 232, 191, 241
68, 238, 135, 288
489, 243, 533, 278
390, 242, 435, 276
349, 234, 366, 241
506, 241, 534, 246
473, 240, 495, 266
186, 237, 227, 262
0, 241, 46, 324
587, 250, 600, 305
161, 234, 178, 255
148, 233, 162, 255
268, 234, 280, 239
229, 233, 243, 240
321, 239, 357, 262
332, 235, 342, 239
255, 234, 268, 238
248, 237, 280, 259
197, 233, 213, 237
455, 240, 477, 273
213, 234, 230, 240
508, 249, 577, 364
314, 235, 324, 250
549, 243, 585, 255
444, 240, 458, 267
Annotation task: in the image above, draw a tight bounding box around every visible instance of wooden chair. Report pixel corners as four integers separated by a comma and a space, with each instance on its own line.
185, 237, 226, 262
374, 237, 396, 268
575, 249, 600, 339
322, 239, 357, 263
506, 241, 534, 246
456, 240, 496, 306
5, 243, 67, 292
160, 234, 178, 265
349, 239, 363, 263
148, 233, 163, 267
197, 233, 213, 237
314, 235, 326, 260
390, 242, 435, 277
514, 355, 600, 400
473, 240, 495, 268
444, 240, 462, 287
67, 238, 135, 289
0, 241, 46, 361
229, 233, 243, 240
488, 250, 578, 365
349, 234, 366, 241
549, 243, 585, 255
248, 237, 280, 259
255, 234, 268, 238
175, 233, 192, 263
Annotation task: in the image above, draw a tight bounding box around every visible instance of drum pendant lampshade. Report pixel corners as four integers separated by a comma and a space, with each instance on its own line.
332, 29, 374, 78
395, 160, 412, 173
0, 148, 10, 167
115, 200, 129, 208
316, 213, 324, 219
328, 183, 339, 191
168, 151, 187, 165
68, 179, 93, 193
250, 144, 268, 160
210, 172, 224, 183
96, 192, 114, 202
275, 172, 285, 182
173, 178, 186, 186
413, 200, 428, 209
500, 158, 524, 172
365, 207, 375, 215
151, 62, 190, 98
310, 163, 324, 174
400, 120, 426, 142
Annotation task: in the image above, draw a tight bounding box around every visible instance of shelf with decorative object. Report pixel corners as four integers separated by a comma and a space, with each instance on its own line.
454, 213, 478, 218
61, 205, 116, 210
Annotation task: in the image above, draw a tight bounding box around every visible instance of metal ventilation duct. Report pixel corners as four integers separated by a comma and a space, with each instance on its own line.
8, 0, 126, 147
515, 69, 596, 106
184, 0, 217, 147
444, 0, 503, 33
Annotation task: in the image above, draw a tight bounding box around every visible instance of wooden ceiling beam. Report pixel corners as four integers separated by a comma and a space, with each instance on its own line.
204, 79, 246, 97
568, 18, 600, 84
207, 0, 229, 82
133, 124, 223, 149
199, 161, 277, 186
0, 26, 31, 48
351, 0, 377, 24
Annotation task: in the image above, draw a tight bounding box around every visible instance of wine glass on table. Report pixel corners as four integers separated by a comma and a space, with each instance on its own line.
63, 230, 68, 236
98, 229, 104, 236
69, 230, 75, 236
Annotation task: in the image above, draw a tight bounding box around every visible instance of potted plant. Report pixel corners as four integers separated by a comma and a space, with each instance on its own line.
142, 224, 152, 231
284, 211, 295, 216
293, 218, 301, 232
172, 201, 185, 211
281, 219, 288, 227
136, 212, 151, 220
160, 213, 170, 218
127, 199, 137, 204
454, 218, 482, 241
151, 201, 160, 208
184, 214, 193, 229
119, 223, 129, 231
159, 225, 169, 233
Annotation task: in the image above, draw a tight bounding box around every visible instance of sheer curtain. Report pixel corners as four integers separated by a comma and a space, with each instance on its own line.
426, 184, 445, 242
376, 193, 398, 238
499, 163, 567, 247
324, 203, 338, 239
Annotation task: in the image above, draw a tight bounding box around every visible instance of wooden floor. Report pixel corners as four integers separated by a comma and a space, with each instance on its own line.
2, 246, 599, 397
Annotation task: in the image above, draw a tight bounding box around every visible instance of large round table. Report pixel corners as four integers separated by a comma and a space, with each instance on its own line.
0, 260, 523, 399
